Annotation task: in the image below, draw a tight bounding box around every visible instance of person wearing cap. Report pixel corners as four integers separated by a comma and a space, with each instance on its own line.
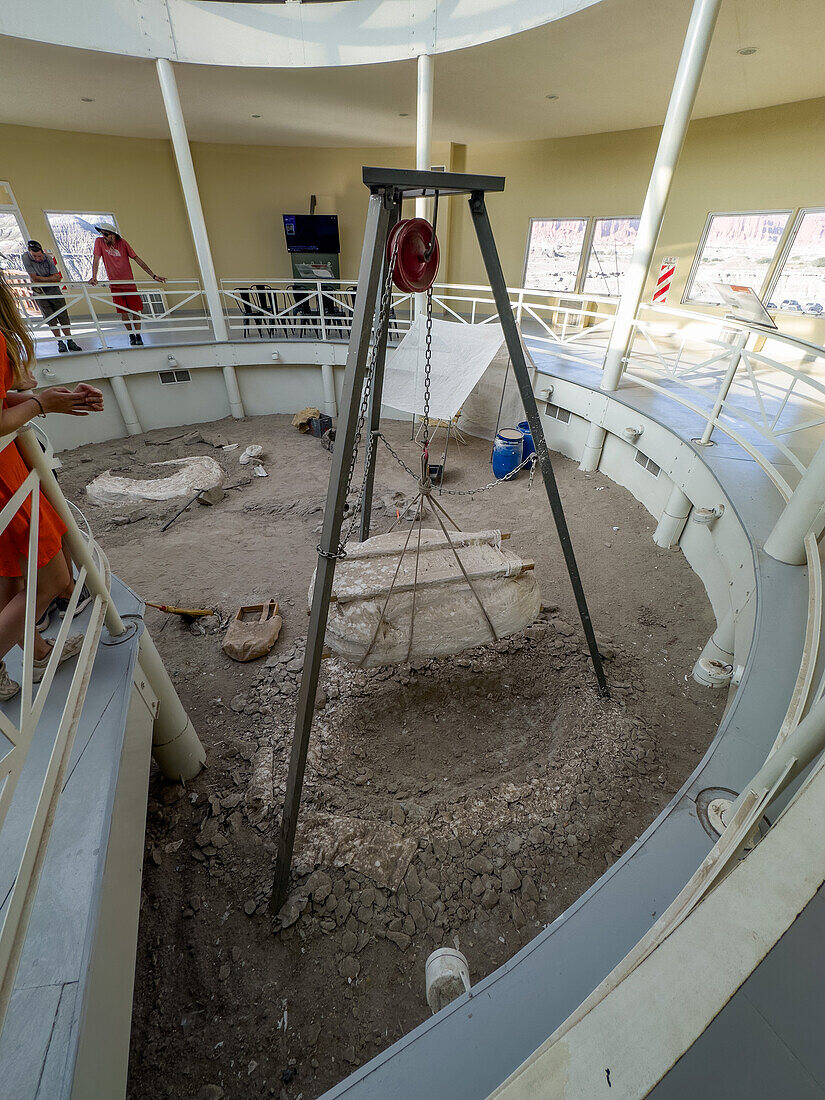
21, 242, 81, 354
89, 224, 166, 346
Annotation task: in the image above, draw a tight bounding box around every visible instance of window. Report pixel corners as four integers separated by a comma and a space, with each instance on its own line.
767, 209, 825, 315
44, 211, 118, 282
0, 182, 29, 276
684, 210, 791, 305
524, 218, 587, 292
583, 216, 640, 297
159, 370, 192, 385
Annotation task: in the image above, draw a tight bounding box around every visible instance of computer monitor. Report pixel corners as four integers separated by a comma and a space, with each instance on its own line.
283, 214, 340, 254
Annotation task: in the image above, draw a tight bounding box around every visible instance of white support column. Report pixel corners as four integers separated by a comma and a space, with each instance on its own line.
110, 375, 142, 436
653, 483, 693, 549
693, 609, 735, 687
222, 364, 245, 420
321, 361, 337, 418
415, 54, 433, 213
764, 439, 825, 565
156, 58, 228, 343
138, 631, 206, 781
580, 0, 722, 472
414, 53, 434, 319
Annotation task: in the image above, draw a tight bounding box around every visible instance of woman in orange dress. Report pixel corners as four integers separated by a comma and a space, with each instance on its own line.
0, 270, 104, 700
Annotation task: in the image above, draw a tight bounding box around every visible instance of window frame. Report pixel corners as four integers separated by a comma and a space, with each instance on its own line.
522, 215, 590, 294
682, 208, 793, 307
0, 181, 31, 274
763, 206, 825, 315
43, 209, 120, 283
581, 213, 641, 299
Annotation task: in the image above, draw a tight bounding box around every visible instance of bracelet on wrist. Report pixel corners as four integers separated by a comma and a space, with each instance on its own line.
31, 396, 46, 418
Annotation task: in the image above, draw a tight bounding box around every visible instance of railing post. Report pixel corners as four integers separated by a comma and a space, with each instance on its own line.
318, 281, 327, 342
80, 282, 108, 350
16, 426, 125, 637
726, 694, 825, 823
764, 437, 825, 566
698, 327, 748, 446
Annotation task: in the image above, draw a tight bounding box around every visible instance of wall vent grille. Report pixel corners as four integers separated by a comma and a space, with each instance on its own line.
635, 449, 660, 476
545, 402, 571, 423
159, 369, 192, 385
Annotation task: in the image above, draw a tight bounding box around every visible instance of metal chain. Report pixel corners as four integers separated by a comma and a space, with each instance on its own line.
441, 452, 537, 496
377, 428, 537, 498
423, 285, 433, 446
376, 431, 420, 481
338, 233, 401, 551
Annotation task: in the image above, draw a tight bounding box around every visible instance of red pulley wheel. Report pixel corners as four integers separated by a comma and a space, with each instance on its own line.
387, 217, 440, 293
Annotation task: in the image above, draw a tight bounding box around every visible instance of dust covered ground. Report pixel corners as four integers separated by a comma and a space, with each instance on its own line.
58, 414, 719, 1100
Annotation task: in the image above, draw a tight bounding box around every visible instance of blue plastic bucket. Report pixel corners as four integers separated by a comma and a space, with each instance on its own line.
517, 420, 536, 461
492, 428, 524, 480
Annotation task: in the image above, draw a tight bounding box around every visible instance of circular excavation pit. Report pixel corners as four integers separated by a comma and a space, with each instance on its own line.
57, 413, 719, 1099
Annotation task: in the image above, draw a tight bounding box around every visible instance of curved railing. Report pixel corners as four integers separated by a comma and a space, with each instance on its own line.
18, 272, 825, 732
0, 425, 117, 1032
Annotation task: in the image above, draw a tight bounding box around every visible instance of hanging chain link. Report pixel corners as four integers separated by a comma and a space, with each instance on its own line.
376, 429, 537, 497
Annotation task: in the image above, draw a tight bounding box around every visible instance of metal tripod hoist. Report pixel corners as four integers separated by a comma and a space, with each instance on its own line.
271, 167, 608, 914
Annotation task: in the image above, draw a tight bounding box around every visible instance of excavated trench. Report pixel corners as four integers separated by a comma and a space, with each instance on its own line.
55, 413, 718, 1099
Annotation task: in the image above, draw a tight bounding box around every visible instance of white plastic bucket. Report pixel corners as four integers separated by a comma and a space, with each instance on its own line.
425, 948, 471, 1014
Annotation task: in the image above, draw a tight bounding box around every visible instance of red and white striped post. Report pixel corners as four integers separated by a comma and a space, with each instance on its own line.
652, 257, 678, 305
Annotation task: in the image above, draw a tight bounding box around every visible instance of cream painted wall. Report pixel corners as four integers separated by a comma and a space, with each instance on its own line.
2, 97, 824, 327
190, 139, 451, 280
0, 124, 198, 279
0, 123, 442, 284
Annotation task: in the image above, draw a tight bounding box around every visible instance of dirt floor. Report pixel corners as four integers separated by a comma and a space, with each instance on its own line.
59, 414, 719, 1100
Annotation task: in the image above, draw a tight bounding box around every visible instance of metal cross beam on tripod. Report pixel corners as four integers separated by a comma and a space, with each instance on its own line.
271, 167, 607, 915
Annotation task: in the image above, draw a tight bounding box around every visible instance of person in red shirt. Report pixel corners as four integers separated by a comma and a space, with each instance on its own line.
89, 224, 166, 346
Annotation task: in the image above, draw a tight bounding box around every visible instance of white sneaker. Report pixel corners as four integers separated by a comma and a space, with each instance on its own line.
32, 633, 84, 682
0, 661, 20, 701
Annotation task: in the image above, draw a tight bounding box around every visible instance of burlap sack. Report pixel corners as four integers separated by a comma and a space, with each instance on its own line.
222, 600, 282, 662
292, 407, 321, 433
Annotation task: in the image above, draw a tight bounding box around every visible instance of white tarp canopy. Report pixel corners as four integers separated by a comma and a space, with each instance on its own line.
382, 316, 505, 421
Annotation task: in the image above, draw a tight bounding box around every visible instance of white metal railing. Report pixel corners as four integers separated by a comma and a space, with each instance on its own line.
17, 271, 825, 495
0, 425, 116, 1031
9, 277, 213, 351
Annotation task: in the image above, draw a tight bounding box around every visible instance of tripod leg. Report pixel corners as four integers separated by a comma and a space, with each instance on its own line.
469, 193, 608, 698
271, 191, 394, 914
359, 201, 401, 542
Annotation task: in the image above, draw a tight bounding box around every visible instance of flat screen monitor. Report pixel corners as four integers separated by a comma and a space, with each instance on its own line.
283, 214, 340, 254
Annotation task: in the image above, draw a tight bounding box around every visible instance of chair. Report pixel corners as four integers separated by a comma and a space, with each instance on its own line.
271, 288, 298, 338
252, 284, 277, 338
234, 287, 257, 338
288, 283, 321, 338
320, 288, 348, 339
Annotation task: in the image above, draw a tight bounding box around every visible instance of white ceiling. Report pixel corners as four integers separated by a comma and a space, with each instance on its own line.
1, 0, 823, 148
